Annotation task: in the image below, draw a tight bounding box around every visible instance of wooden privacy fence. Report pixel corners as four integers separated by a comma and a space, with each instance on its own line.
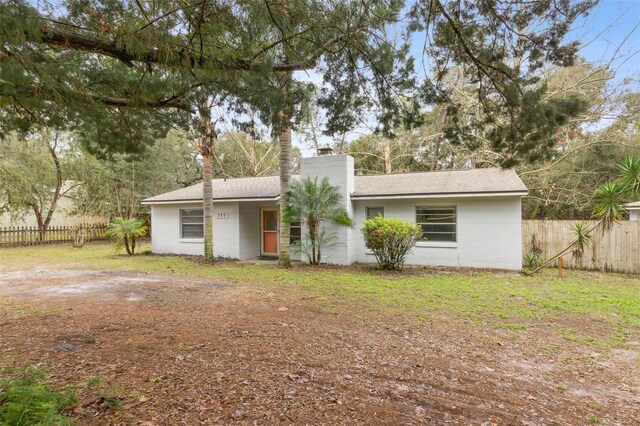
0, 224, 108, 246
522, 220, 640, 274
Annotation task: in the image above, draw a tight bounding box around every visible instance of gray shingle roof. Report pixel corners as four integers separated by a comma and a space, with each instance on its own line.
142, 168, 527, 203
142, 175, 287, 203
352, 168, 527, 198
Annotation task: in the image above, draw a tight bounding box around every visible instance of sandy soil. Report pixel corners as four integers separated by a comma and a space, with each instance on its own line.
0, 268, 638, 425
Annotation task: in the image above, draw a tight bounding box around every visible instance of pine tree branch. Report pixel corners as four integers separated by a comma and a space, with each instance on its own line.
6, 84, 193, 111
37, 25, 316, 71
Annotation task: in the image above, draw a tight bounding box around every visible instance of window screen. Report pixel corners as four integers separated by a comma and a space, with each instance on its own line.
181, 209, 204, 239
366, 207, 384, 219
415, 206, 456, 242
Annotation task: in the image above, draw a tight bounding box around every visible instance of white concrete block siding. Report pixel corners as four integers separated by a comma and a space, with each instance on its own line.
352, 197, 523, 270
151, 200, 302, 261
151, 202, 240, 258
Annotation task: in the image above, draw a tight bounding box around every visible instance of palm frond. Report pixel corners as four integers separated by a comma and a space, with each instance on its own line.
617, 156, 640, 196
593, 182, 625, 228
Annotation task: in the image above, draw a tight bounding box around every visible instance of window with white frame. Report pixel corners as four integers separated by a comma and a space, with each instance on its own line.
415, 206, 456, 242
180, 209, 204, 239
366, 206, 384, 219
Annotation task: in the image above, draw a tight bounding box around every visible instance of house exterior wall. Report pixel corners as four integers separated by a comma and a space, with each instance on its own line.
150, 201, 301, 261
213, 202, 241, 259
150, 202, 241, 258
300, 154, 355, 265
352, 196, 523, 270
238, 203, 261, 259
629, 210, 640, 221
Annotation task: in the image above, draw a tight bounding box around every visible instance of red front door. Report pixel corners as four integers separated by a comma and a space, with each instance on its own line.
262, 209, 278, 255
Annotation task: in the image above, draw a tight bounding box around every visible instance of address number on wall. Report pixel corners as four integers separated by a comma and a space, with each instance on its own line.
216, 212, 229, 219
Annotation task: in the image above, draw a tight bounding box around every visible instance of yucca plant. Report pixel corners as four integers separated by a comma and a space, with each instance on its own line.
616, 156, 640, 195
593, 182, 626, 229
105, 218, 147, 255
523, 252, 543, 270
570, 222, 592, 262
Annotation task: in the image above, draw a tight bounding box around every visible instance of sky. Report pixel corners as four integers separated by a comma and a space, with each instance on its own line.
294, 0, 640, 155
571, 0, 640, 82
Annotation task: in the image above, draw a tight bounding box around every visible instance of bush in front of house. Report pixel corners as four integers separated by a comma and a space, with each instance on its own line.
361, 216, 422, 270
284, 177, 353, 265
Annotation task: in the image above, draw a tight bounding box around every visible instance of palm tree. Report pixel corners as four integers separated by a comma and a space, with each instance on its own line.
284, 177, 352, 265
277, 99, 293, 268
105, 218, 147, 255
198, 96, 216, 263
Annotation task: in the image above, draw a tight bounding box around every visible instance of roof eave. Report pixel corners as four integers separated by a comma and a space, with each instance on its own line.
350, 190, 528, 200
142, 196, 280, 205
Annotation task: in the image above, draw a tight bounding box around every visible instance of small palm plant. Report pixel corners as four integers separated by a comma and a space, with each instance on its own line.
105, 218, 147, 255
284, 177, 352, 265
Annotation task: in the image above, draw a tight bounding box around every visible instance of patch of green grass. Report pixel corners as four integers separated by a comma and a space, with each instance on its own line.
497, 323, 528, 331
587, 413, 604, 424
0, 300, 57, 318
2, 242, 640, 346
84, 375, 103, 388
0, 366, 77, 425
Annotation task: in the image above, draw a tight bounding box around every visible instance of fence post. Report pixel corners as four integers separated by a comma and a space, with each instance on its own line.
558, 257, 564, 278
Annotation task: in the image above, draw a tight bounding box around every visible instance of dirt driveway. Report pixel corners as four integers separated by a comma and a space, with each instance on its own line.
1, 268, 638, 425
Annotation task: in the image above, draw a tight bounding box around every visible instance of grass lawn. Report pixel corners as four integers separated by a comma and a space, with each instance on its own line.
1, 241, 639, 424
2, 241, 639, 345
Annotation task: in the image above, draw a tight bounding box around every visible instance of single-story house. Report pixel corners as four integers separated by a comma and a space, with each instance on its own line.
142, 153, 528, 269
624, 201, 640, 221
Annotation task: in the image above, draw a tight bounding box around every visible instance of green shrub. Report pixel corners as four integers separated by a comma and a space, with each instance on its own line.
0, 366, 77, 425
361, 216, 422, 270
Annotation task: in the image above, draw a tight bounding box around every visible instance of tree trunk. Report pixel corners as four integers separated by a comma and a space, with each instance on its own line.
33, 206, 45, 242
124, 235, 132, 255
43, 141, 64, 231
309, 222, 317, 265
199, 98, 215, 263
278, 70, 293, 268
383, 137, 392, 174
431, 108, 448, 170
34, 132, 64, 242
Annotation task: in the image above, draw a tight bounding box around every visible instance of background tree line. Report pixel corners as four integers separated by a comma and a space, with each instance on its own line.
336, 60, 640, 220
3, 0, 629, 264
0, 128, 297, 225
